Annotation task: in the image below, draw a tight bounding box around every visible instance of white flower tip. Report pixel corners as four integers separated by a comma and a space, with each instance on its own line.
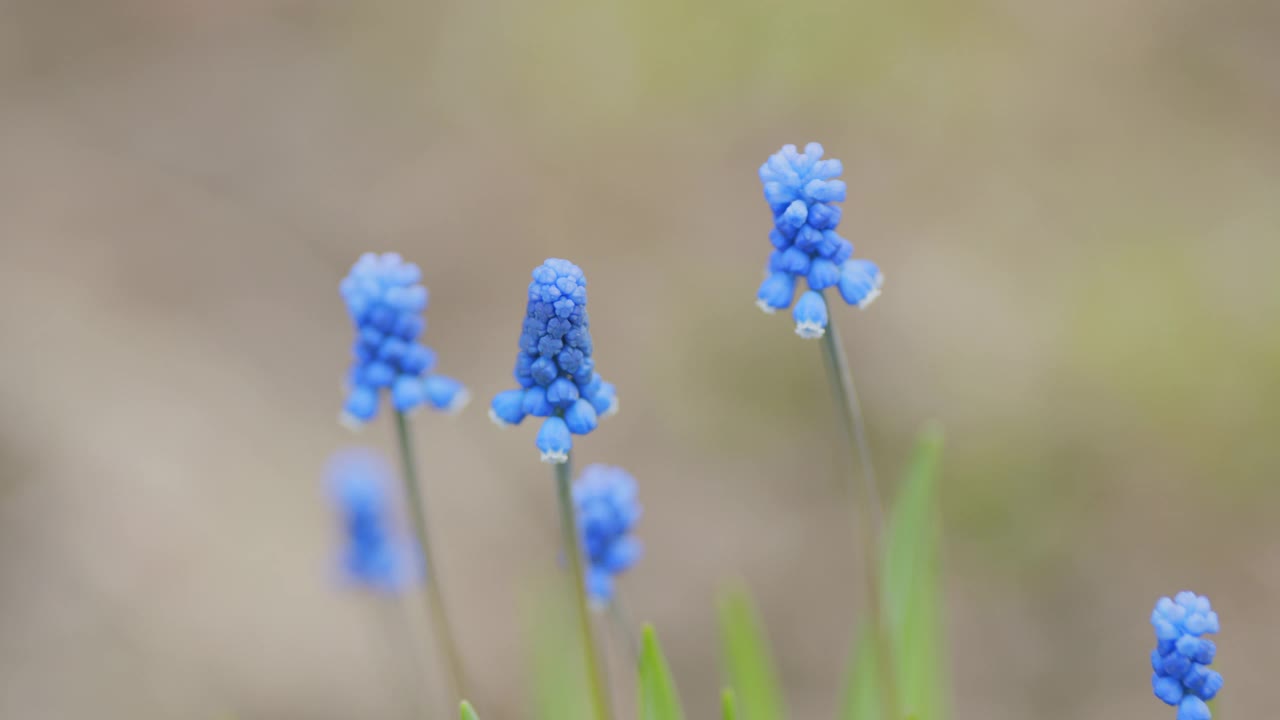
540, 449, 570, 464
795, 321, 826, 339
445, 389, 471, 415
755, 299, 778, 315
488, 408, 514, 427
602, 397, 620, 418
338, 413, 366, 432
857, 287, 882, 310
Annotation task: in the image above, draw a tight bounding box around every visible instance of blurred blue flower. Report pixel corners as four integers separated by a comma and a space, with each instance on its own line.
573, 465, 641, 605
1151, 591, 1222, 720
757, 143, 884, 338
326, 449, 421, 593
490, 259, 618, 463
339, 252, 469, 427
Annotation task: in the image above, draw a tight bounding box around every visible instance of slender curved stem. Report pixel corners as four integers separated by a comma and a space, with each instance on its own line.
394, 410, 468, 706
819, 310, 901, 720
608, 596, 641, 662
554, 454, 613, 720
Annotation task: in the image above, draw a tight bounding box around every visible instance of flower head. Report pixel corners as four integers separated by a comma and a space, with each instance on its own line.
757, 143, 884, 338
490, 259, 617, 463
1151, 592, 1222, 720
339, 253, 469, 427
325, 449, 421, 593
573, 465, 641, 605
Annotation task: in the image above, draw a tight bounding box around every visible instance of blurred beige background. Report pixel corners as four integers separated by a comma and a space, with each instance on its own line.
2, 0, 1279, 718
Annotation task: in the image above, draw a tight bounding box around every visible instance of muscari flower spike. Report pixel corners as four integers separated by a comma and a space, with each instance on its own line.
326, 448, 422, 593
757, 143, 884, 338
1151, 591, 1223, 720
339, 252, 469, 427
490, 259, 618, 463
573, 464, 641, 605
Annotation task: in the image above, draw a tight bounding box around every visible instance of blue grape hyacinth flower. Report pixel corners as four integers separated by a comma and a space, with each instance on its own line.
573, 465, 641, 605
1151, 592, 1223, 720
490, 259, 618, 463
339, 252, 469, 427
757, 143, 884, 338
326, 449, 421, 593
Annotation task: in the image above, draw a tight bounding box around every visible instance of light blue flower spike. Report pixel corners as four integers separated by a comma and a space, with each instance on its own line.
572, 465, 642, 604
1151, 592, 1222, 720
492, 259, 618, 460
326, 449, 421, 593
793, 290, 829, 339
340, 252, 468, 425
757, 144, 883, 329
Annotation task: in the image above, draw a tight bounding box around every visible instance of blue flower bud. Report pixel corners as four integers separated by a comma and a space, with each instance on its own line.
1178, 697, 1210, 720
424, 375, 469, 414
522, 386, 554, 417
489, 389, 527, 427
838, 259, 884, 309
536, 416, 572, 464
807, 258, 841, 290
793, 290, 828, 339
547, 377, 580, 409
341, 385, 379, 428
391, 375, 425, 412
564, 398, 599, 435
756, 272, 796, 314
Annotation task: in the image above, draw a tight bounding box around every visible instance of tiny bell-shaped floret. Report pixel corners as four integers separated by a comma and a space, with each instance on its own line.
793, 290, 829, 339
536, 416, 572, 464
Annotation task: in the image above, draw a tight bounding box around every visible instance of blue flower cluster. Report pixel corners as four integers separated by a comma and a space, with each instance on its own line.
573, 465, 642, 605
756, 143, 884, 338
340, 253, 469, 426
326, 449, 420, 592
490, 259, 618, 463
1151, 592, 1223, 720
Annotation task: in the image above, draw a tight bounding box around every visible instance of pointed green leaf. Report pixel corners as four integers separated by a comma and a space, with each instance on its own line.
838, 622, 881, 720
722, 688, 739, 720
638, 624, 685, 720
460, 700, 480, 720
717, 587, 786, 720
882, 424, 948, 720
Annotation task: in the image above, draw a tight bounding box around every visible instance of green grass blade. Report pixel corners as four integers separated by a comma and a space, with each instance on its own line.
638, 624, 685, 720
881, 424, 948, 720
838, 622, 881, 720
717, 587, 787, 720
460, 700, 480, 720
722, 688, 739, 720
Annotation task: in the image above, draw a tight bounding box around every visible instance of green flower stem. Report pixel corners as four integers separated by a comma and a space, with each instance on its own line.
394, 410, 468, 706
818, 308, 902, 720
554, 453, 613, 720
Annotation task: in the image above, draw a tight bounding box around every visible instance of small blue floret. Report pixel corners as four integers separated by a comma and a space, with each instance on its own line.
340, 253, 469, 425
1150, 591, 1222, 720
491, 259, 618, 463
573, 465, 642, 605
757, 144, 883, 337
